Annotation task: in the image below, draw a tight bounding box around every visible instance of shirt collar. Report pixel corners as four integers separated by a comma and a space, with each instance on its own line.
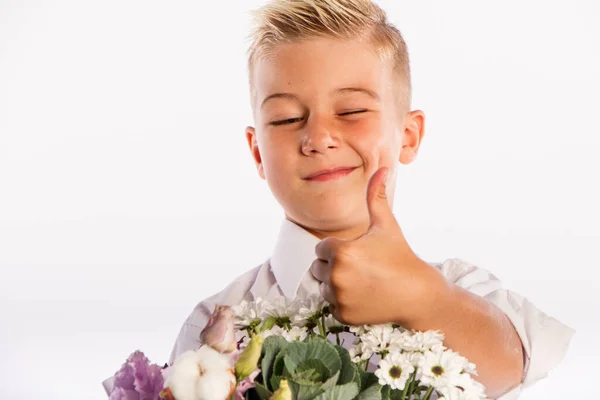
270, 218, 321, 300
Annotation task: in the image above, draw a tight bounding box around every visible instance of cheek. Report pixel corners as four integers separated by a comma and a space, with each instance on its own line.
346, 119, 398, 170
260, 135, 298, 184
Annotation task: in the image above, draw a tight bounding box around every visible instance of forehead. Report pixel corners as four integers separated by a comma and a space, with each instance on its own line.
251, 37, 394, 106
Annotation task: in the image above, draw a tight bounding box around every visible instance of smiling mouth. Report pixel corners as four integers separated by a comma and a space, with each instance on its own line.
304, 166, 358, 182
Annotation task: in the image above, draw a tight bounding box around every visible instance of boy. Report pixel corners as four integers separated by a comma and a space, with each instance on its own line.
169, 0, 574, 398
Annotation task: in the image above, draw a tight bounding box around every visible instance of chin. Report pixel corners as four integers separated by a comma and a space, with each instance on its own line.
302, 207, 365, 231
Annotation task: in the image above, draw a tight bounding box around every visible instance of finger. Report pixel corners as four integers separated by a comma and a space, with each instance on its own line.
319, 282, 336, 306
366, 167, 395, 231
309, 258, 331, 285
315, 236, 342, 261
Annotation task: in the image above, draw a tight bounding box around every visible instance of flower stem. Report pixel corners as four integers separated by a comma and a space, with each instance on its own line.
318, 316, 326, 337
422, 387, 434, 400
407, 374, 417, 397
401, 371, 416, 400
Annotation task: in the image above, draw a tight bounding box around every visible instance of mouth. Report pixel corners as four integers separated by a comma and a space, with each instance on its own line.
303, 166, 358, 182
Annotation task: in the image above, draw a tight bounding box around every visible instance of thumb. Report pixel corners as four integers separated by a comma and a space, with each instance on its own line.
366, 167, 394, 230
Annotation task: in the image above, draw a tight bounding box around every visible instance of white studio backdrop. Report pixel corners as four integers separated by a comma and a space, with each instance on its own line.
0, 0, 598, 398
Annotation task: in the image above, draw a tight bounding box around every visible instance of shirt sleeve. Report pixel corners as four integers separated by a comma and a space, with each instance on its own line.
435, 258, 575, 399
168, 302, 213, 365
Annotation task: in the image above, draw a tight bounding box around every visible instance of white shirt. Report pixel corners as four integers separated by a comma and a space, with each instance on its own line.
168, 218, 574, 399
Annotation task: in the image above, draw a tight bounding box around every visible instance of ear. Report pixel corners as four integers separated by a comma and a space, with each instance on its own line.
399, 110, 425, 165
245, 126, 265, 179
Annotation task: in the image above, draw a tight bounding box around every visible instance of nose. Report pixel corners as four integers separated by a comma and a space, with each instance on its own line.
301, 116, 340, 156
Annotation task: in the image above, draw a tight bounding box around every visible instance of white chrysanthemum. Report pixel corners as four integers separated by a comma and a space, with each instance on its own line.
348, 324, 369, 336
259, 325, 287, 340
262, 296, 302, 320
454, 354, 477, 376
400, 330, 446, 352
418, 350, 465, 391
386, 329, 408, 353
232, 297, 271, 329
291, 294, 326, 327
374, 352, 415, 390
404, 351, 425, 370
438, 373, 486, 400
165, 345, 235, 400
359, 324, 395, 355
260, 325, 309, 342
324, 315, 344, 332
283, 326, 309, 341
444, 373, 486, 399
349, 347, 363, 363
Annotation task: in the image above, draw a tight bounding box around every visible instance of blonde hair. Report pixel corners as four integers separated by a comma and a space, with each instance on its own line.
247, 0, 411, 110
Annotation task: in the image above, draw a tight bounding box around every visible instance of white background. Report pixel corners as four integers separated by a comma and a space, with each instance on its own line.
1, 0, 598, 398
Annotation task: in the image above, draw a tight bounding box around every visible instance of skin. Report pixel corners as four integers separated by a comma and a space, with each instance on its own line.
245, 36, 524, 398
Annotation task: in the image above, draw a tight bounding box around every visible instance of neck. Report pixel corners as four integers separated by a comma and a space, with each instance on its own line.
285, 215, 368, 241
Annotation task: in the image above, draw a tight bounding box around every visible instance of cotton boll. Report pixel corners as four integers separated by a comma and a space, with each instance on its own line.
195, 370, 236, 400
165, 346, 234, 400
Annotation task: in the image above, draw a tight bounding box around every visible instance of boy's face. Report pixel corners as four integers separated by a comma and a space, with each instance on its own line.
246, 37, 425, 239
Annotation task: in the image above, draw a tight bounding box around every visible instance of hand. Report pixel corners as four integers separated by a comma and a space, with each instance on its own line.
309, 167, 449, 327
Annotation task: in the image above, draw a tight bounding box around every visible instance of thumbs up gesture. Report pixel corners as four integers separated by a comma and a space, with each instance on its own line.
310, 167, 449, 327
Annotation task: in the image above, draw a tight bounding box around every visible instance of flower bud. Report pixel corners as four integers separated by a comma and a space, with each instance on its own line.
234, 333, 264, 380
200, 305, 237, 353
269, 379, 292, 400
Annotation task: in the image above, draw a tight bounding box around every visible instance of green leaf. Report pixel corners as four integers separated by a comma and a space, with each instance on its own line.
281, 337, 341, 377
334, 345, 356, 385
291, 368, 321, 384
389, 388, 403, 400
381, 385, 390, 400
321, 370, 340, 390
313, 383, 359, 400
356, 383, 383, 400
270, 374, 282, 393
295, 359, 329, 382
288, 381, 326, 400
260, 335, 288, 390
260, 316, 277, 332
271, 348, 288, 384
357, 368, 379, 392
252, 382, 273, 400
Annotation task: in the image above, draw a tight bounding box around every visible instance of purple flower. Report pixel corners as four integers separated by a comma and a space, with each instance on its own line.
109, 388, 141, 400
110, 351, 165, 400
232, 368, 260, 400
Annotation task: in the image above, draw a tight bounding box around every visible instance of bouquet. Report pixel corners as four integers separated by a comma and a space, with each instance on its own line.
106, 295, 485, 400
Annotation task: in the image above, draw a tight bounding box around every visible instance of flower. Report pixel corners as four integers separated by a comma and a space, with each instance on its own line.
374, 352, 415, 390
291, 294, 326, 327
354, 323, 396, 359
418, 350, 465, 391
235, 333, 265, 380
348, 347, 363, 363
109, 351, 165, 400
436, 373, 486, 399
232, 297, 271, 330
399, 330, 446, 353
164, 345, 235, 400
200, 305, 237, 353
270, 379, 292, 400
324, 315, 345, 334
262, 296, 302, 323
261, 325, 309, 342
232, 368, 261, 400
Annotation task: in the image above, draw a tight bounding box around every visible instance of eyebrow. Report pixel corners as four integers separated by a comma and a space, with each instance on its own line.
260, 93, 299, 109
334, 87, 381, 101
260, 87, 380, 109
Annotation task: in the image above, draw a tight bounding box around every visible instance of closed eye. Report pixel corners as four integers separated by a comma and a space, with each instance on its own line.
269, 117, 304, 126
338, 109, 368, 116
